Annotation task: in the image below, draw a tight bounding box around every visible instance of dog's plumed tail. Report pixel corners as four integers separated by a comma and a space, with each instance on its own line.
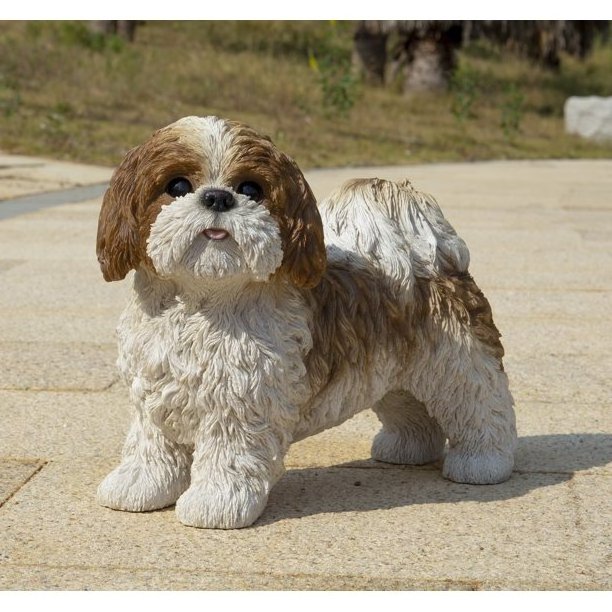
319, 178, 470, 300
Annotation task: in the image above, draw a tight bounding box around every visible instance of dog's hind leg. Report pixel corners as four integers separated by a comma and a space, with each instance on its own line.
371, 390, 446, 465
434, 358, 516, 485
426, 360, 517, 485
409, 276, 517, 485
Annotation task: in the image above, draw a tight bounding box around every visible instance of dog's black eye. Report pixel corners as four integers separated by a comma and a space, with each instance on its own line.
237, 181, 263, 202
166, 177, 193, 198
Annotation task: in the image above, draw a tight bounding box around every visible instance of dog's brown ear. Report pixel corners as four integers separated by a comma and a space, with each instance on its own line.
279, 158, 326, 289
96, 146, 145, 282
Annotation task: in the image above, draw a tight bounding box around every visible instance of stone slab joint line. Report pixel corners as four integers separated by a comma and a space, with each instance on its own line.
0, 460, 48, 509
0, 379, 122, 394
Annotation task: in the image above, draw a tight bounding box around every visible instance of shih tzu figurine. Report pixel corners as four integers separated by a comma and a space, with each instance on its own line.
96, 116, 516, 529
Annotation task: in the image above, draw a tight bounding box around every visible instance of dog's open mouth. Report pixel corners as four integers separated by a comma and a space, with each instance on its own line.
203, 228, 230, 241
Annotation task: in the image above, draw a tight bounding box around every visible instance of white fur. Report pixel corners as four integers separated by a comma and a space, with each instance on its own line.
147, 186, 284, 284
101, 271, 312, 528
320, 179, 470, 303
174, 116, 233, 176
98, 118, 517, 529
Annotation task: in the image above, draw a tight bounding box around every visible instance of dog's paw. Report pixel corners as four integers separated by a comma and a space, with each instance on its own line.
97, 461, 190, 512
371, 428, 445, 465
442, 449, 514, 484
175, 479, 268, 529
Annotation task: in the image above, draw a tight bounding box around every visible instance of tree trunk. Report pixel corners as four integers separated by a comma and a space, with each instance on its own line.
88, 20, 138, 42
89, 21, 116, 36
403, 37, 455, 93
352, 22, 388, 85
116, 21, 138, 42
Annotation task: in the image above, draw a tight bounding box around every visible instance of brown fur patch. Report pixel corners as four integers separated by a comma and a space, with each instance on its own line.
417, 272, 505, 367
304, 258, 504, 396
304, 257, 414, 393
97, 127, 205, 281
223, 121, 326, 288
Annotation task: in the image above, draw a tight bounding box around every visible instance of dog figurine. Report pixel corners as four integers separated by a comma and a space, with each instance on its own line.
96, 116, 516, 529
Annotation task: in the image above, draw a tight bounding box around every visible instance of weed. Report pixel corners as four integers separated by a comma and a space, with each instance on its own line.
190, 21, 354, 60
57, 21, 124, 53
0, 72, 20, 117
308, 22, 360, 117
54, 101, 75, 117
501, 83, 525, 139
450, 64, 479, 124
309, 52, 359, 117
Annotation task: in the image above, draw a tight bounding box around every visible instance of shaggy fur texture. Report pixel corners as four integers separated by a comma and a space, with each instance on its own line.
96, 116, 517, 529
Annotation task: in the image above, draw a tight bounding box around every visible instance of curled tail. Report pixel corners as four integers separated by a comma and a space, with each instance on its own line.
318, 178, 470, 299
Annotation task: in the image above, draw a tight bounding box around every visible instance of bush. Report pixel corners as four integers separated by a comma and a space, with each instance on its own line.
500, 83, 525, 139
450, 64, 479, 124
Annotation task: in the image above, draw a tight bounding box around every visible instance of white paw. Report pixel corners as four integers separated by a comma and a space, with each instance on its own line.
442, 449, 514, 484
371, 429, 445, 465
97, 461, 190, 512
175, 479, 269, 529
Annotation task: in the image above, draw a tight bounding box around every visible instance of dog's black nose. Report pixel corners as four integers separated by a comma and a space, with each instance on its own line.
201, 189, 235, 212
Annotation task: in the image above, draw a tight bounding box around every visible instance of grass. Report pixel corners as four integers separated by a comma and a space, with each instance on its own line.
0, 20, 611, 169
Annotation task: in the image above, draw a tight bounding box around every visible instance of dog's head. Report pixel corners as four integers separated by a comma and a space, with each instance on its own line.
96, 116, 326, 288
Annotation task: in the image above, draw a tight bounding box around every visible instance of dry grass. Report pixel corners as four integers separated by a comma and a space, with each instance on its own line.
1, 20, 611, 169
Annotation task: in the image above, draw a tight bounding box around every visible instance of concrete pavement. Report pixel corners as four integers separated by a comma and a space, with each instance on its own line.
0, 154, 610, 590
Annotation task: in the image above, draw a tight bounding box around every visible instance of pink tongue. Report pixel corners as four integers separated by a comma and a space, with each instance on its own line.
203, 228, 229, 240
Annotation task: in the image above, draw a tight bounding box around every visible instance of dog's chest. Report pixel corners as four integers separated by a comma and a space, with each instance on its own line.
117, 290, 312, 444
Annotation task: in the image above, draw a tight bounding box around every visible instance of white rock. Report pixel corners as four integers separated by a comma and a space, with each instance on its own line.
564, 96, 612, 142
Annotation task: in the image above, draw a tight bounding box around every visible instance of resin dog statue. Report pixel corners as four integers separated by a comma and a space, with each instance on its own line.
96, 116, 517, 529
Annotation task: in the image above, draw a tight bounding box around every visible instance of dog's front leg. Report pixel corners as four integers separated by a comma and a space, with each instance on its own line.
97, 412, 192, 512
175, 417, 286, 529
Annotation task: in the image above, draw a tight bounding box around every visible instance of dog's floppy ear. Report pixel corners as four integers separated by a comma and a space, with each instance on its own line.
96, 145, 145, 282
278, 157, 327, 289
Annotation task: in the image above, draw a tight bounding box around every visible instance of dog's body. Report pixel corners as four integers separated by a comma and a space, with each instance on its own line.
96, 116, 516, 529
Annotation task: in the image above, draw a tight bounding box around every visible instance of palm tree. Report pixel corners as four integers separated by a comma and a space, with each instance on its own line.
353, 20, 464, 92
352, 21, 390, 85
353, 20, 610, 93
393, 21, 464, 92
471, 21, 610, 70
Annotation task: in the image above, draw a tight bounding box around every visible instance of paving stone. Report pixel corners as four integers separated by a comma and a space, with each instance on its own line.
287, 411, 381, 469
505, 352, 611, 405
487, 289, 612, 321
500, 317, 611, 358
0, 389, 130, 459
0, 564, 500, 590
0, 213, 101, 261
514, 400, 611, 476
0, 458, 604, 590
471, 264, 611, 293
515, 431, 611, 477
0, 260, 130, 311
0, 459, 45, 507
0, 341, 118, 391
0, 309, 120, 344
570, 476, 612, 586
1, 156, 611, 590
0, 260, 27, 274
